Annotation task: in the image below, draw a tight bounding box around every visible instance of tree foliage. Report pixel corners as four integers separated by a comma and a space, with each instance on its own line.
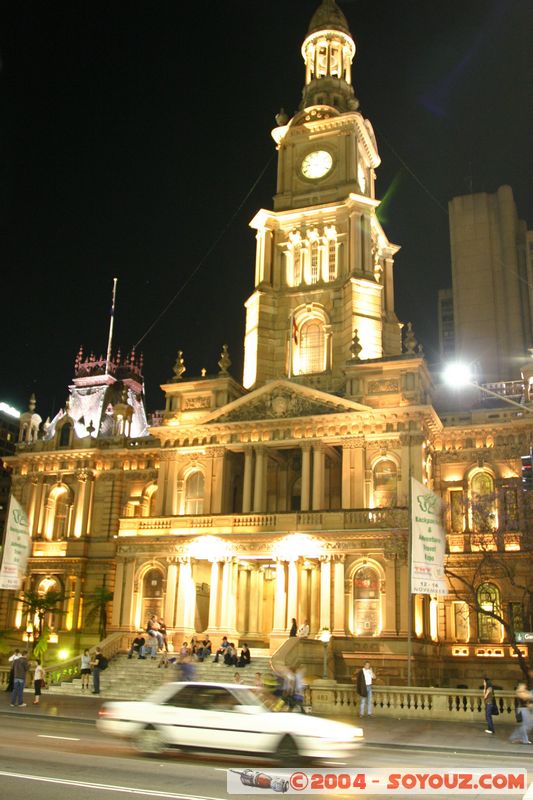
84, 585, 114, 641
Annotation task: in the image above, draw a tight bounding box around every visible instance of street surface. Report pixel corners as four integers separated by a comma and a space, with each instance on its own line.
0, 714, 530, 800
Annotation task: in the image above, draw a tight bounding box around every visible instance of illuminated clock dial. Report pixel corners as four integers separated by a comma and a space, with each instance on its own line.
301, 150, 333, 180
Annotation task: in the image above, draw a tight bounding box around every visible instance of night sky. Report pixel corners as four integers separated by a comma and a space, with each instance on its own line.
1, 1, 531, 419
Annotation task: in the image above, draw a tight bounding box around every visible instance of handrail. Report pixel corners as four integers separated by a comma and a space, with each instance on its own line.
47, 631, 128, 686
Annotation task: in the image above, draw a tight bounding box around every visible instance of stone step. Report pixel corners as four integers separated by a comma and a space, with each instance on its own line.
47, 651, 272, 699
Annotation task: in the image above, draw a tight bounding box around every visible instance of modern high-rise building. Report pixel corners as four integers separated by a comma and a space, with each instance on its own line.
449, 185, 533, 382
437, 288, 455, 361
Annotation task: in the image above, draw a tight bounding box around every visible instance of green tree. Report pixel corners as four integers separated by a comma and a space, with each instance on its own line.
84, 585, 114, 640
18, 589, 64, 642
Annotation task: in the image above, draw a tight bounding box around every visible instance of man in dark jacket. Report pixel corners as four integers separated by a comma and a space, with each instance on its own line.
10, 650, 29, 707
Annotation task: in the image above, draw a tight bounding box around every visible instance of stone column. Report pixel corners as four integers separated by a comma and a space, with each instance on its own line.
310, 566, 320, 634
242, 447, 253, 514
210, 448, 225, 514
332, 555, 346, 635
319, 556, 331, 630
207, 559, 221, 632
72, 575, 82, 631
248, 567, 260, 636
120, 559, 135, 628
164, 561, 178, 628
237, 566, 249, 634
272, 559, 287, 632
341, 439, 365, 509
219, 558, 237, 634
175, 558, 196, 635
27, 476, 41, 535
286, 559, 299, 631
301, 444, 311, 511
112, 559, 125, 627
298, 565, 309, 626
253, 446, 265, 513
312, 444, 325, 510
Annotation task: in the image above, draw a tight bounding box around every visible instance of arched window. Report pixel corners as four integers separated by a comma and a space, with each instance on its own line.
59, 423, 72, 448
142, 484, 158, 517
373, 459, 397, 508
35, 576, 62, 632
46, 486, 72, 540
299, 319, 326, 374
353, 566, 380, 636
141, 568, 164, 622
470, 472, 497, 532
184, 471, 205, 515
477, 583, 502, 643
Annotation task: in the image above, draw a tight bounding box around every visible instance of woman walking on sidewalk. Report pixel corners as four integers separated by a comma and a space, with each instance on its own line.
33, 659, 45, 705
483, 677, 497, 735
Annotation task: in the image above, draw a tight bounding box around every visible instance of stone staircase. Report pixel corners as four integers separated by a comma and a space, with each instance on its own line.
47, 649, 272, 700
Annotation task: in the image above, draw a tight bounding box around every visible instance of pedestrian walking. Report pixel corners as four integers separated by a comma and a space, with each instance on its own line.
289, 618, 297, 637
356, 660, 376, 717
80, 649, 91, 690
509, 681, 533, 744
483, 677, 497, 734
6, 649, 21, 693
10, 649, 29, 708
33, 659, 45, 705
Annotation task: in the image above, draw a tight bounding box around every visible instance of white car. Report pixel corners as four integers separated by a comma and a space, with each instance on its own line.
97, 681, 363, 763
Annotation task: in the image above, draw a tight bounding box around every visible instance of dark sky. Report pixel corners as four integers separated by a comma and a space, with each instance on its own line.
1, 0, 531, 418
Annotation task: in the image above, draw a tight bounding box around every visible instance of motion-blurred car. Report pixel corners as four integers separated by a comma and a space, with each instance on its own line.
97, 681, 363, 763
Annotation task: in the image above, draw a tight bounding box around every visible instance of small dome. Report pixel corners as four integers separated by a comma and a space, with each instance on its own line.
307, 0, 351, 37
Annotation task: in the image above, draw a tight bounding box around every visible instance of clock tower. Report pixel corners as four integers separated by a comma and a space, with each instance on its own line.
243, 0, 402, 392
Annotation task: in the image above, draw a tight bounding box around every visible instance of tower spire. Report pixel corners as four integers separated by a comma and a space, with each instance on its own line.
301, 0, 358, 112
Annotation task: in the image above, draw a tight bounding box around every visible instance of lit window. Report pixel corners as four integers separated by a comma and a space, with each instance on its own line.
353, 566, 380, 636
470, 472, 497, 532
184, 471, 205, 515
477, 583, 502, 643
299, 319, 325, 374
373, 459, 397, 507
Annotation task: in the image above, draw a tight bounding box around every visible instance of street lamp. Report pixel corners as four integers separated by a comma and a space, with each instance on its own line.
442, 361, 533, 414
319, 627, 332, 679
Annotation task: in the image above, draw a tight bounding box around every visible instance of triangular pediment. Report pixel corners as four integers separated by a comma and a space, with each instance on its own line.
204, 379, 372, 424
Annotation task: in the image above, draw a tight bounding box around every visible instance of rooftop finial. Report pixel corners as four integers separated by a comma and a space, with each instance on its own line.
404, 322, 418, 355
172, 350, 186, 381
218, 344, 232, 375
105, 277, 118, 376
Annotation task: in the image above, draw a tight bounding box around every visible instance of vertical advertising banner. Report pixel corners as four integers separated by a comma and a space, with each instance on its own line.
410, 478, 447, 596
0, 496, 30, 590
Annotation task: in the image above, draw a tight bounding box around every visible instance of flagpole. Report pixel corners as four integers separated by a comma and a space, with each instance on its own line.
407, 440, 413, 687
105, 277, 118, 375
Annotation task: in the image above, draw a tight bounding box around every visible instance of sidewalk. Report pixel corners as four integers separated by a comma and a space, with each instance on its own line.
1, 690, 530, 757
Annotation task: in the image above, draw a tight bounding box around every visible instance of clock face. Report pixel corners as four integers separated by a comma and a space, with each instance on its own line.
301, 150, 333, 180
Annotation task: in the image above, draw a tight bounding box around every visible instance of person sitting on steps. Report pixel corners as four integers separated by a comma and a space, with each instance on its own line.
213, 636, 229, 663
127, 632, 146, 660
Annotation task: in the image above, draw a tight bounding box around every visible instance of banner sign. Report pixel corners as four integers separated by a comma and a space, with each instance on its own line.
0, 496, 30, 590
410, 478, 447, 596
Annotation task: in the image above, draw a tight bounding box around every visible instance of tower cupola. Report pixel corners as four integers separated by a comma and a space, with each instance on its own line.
301, 0, 358, 112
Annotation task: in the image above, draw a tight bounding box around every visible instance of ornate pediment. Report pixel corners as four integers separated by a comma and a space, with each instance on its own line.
212, 385, 360, 423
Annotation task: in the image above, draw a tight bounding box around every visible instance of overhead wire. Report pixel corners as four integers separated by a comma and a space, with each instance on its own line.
134, 153, 274, 349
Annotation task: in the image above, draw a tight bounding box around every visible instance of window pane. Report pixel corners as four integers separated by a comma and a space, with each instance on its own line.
299, 320, 325, 374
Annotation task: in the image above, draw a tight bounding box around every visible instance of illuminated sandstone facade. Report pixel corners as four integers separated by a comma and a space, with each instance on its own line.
2, 0, 532, 686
